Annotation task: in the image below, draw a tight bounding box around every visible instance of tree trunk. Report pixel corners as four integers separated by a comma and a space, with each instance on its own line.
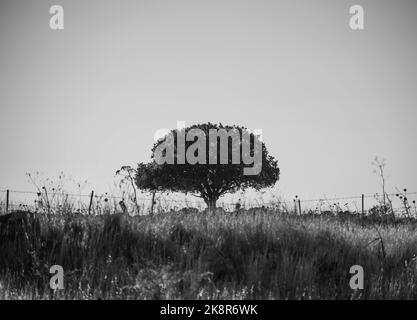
150, 191, 156, 216
204, 197, 218, 211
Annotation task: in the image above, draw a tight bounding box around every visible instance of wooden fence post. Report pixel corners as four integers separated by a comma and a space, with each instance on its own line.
361, 194, 365, 218
88, 190, 94, 215
6, 189, 10, 214
298, 199, 302, 215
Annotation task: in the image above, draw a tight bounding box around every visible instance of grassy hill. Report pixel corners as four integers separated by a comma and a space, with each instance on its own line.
1, 209, 417, 299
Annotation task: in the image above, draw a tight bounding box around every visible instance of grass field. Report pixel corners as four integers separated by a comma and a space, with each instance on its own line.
1, 208, 417, 300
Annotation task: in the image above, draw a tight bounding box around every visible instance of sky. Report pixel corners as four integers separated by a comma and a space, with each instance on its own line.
0, 0, 416, 203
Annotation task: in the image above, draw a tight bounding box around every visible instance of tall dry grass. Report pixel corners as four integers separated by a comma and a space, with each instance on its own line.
1, 208, 417, 299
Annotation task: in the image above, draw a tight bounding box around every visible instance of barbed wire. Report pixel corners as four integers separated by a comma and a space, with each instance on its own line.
291, 192, 417, 204
1, 188, 416, 207
0, 189, 207, 205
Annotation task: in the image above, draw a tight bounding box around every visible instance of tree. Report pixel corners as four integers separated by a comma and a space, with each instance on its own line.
135, 123, 280, 210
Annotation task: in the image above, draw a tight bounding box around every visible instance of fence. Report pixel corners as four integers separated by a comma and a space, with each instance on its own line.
0, 188, 416, 217
0, 188, 208, 215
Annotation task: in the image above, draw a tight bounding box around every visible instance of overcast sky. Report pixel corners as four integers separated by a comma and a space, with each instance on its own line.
0, 0, 416, 202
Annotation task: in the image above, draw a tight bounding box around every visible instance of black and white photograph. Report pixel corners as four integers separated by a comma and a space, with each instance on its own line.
0, 0, 417, 306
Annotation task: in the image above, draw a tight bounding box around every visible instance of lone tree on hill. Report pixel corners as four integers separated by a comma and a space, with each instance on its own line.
135, 123, 280, 210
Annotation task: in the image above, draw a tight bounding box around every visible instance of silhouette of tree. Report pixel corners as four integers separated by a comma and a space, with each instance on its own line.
135, 123, 280, 210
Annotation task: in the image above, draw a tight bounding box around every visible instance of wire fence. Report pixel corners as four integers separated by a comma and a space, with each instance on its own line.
0, 188, 416, 217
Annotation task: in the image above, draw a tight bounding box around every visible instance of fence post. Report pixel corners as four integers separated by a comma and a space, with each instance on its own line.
361, 194, 365, 218
88, 190, 94, 215
6, 189, 10, 214
298, 199, 302, 215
